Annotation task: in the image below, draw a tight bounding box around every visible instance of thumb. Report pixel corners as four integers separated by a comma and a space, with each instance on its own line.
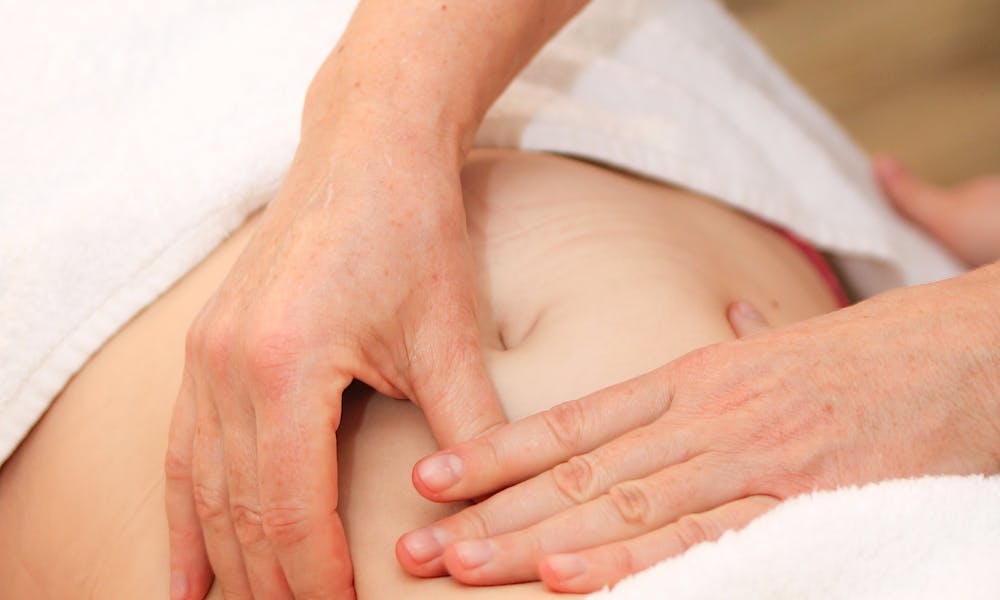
873, 155, 950, 233
412, 334, 507, 449
727, 301, 773, 338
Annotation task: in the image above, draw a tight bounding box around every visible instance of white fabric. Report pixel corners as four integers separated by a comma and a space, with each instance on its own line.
589, 475, 1000, 600
0, 1, 985, 597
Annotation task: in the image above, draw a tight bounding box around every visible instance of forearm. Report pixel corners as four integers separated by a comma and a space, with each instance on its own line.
303, 0, 588, 156
967, 260, 1000, 453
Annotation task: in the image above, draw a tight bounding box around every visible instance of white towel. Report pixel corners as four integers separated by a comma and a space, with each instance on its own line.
1, 1, 988, 597
588, 475, 1000, 600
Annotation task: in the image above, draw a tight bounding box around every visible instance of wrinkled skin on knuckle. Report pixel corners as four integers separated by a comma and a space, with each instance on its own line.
261, 503, 314, 550
163, 445, 192, 484
673, 513, 714, 549
454, 504, 494, 539
187, 309, 241, 381
192, 482, 229, 524
607, 482, 654, 527
406, 317, 480, 394
541, 401, 586, 453
552, 455, 599, 505
230, 502, 267, 546
605, 541, 640, 577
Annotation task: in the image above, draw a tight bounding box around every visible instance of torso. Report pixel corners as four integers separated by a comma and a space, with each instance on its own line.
0, 149, 838, 598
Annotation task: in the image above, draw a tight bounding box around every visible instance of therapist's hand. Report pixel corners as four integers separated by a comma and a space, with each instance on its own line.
398, 263, 1000, 593
164, 108, 505, 600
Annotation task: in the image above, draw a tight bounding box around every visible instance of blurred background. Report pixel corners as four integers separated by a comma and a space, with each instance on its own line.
725, 0, 1000, 185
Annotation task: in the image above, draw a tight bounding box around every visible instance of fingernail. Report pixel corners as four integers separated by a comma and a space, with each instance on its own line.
454, 539, 495, 569
417, 453, 463, 492
402, 527, 447, 564
170, 571, 188, 600
546, 554, 587, 580
734, 301, 764, 322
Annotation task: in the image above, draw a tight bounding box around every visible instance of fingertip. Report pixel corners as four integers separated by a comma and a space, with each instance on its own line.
413, 452, 464, 495
872, 155, 921, 207
395, 529, 449, 577
872, 154, 903, 184
726, 301, 771, 339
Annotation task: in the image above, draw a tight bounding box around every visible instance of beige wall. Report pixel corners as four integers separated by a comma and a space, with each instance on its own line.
725, 0, 1000, 184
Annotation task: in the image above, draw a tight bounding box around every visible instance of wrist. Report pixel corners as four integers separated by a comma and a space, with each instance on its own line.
278, 107, 466, 219
301, 93, 469, 178
301, 55, 477, 162
960, 263, 1000, 468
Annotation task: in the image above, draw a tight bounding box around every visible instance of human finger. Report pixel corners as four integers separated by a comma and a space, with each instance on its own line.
540, 495, 778, 593
412, 328, 507, 448
440, 456, 739, 586
218, 392, 292, 599
412, 372, 673, 502
255, 369, 356, 599
165, 372, 214, 600
191, 389, 254, 599
872, 155, 952, 233
726, 301, 773, 338
398, 421, 697, 577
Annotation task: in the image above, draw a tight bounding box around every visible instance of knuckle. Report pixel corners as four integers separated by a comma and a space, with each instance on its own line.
260, 503, 312, 549
184, 317, 207, 359
192, 482, 228, 523
202, 331, 233, 378
455, 505, 494, 539
216, 581, 254, 600
163, 447, 192, 483
607, 482, 654, 527
674, 514, 715, 549
552, 455, 600, 505
229, 502, 267, 546
186, 316, 237, 380
541, 401, 586, 452
606, 542, 640, 575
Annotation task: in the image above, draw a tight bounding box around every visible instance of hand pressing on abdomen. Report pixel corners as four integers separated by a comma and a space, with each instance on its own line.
161, 1, 592, 596
874, 155, 1000, 267
398, 264, 1000, 593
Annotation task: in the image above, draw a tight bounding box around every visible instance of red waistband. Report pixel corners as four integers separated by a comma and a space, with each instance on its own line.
772, 227, 851, 308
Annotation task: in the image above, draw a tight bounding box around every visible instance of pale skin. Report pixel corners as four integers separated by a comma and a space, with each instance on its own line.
398, 162, 1000, 593
165, 2, 588, 599
165, 0, 1000, 597
0, 147, 840, 599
